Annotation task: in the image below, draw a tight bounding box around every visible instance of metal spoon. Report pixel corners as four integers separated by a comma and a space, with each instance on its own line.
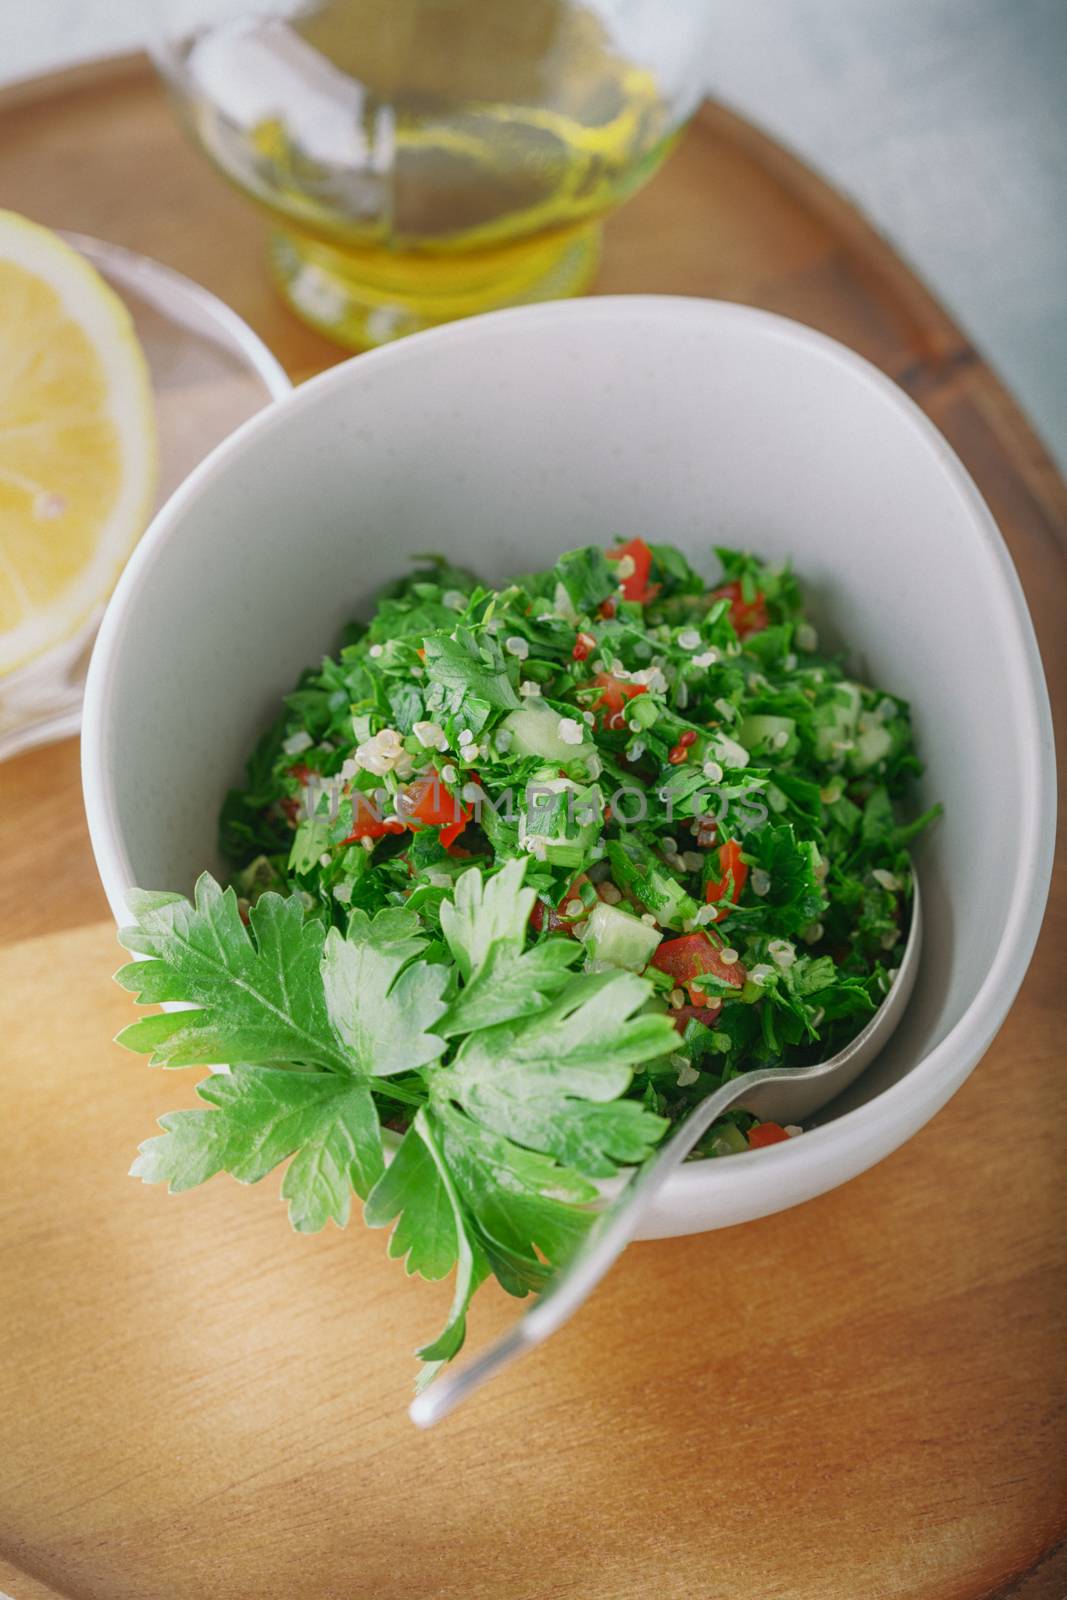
410, 875, 922, 1428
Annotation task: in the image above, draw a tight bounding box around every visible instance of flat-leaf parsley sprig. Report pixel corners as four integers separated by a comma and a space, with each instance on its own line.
120, 859, 675, 1384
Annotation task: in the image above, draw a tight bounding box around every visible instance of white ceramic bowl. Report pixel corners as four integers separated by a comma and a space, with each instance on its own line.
82, 297, 1056, 1239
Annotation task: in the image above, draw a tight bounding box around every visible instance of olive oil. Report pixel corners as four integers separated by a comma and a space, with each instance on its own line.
172, 0, 674, 344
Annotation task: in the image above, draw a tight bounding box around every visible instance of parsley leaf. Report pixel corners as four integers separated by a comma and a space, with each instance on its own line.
727, 824, 827, 936
439, 855, 531, 978
321, 908, 448, 1076
554, 545, 617, 612
434, 1100, 596, 1295
439, 971, 673, 1176
131, 1064, 384, 1230
438, 857, 581, 1036
115, 876, 349, 1071
122, 895, 455, 1239
422, 625, 521, 711
439, 940, 580, 1038
365, 1109, 489, 1385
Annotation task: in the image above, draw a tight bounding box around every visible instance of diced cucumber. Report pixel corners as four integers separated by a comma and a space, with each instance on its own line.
627, 695, 660, 732
737, 714, 797, 758
850, 722, 893, 772
705, 730, 750, 768
706, 1122, 750, 1157
812, 682, 862, 762
654, 874, 701, 930
579, 900, 662, 971
502, 702, 594, 765
605, 836, 700, 930
520, 776, 602, 869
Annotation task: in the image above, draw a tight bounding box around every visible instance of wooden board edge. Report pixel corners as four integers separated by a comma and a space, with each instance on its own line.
0, 1552, 73, 1600
985, 1528, 1067, 1600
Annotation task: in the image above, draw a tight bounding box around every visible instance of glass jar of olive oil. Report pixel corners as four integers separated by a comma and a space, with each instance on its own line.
151, 0, 712, 346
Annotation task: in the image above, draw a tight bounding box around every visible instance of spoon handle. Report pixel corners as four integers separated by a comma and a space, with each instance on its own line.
409, 1063, 810, 1428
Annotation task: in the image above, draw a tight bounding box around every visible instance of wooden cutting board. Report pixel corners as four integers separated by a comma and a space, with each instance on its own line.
0, 54, 1064, 1600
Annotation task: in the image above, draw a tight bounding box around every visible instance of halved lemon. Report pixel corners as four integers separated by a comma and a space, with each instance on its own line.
0, 211, 156, 675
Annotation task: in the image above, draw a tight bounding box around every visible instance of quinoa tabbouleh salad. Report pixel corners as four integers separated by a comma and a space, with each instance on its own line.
117, 540, 938, 1383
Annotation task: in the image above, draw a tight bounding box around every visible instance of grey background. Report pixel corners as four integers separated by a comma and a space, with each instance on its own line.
3, 0, 1066, 472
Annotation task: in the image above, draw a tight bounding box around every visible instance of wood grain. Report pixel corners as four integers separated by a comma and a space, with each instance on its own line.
1, 917, 1065, 1600
0, 56, 1064, 1600
0, 740, 109, 945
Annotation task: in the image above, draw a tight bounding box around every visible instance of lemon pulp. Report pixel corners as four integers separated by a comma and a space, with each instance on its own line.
0, 212, 156, 675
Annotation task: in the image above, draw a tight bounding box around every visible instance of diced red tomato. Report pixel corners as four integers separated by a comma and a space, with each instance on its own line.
341, 791, 407, 844
606, 537, 660, 604
438, 820, 467, 851
403, 775, 472, 850
651, 931, 746, 990
709, 579, 769, 640
529, 875, 590, 935
704, 839, 748, 918
404, 778, 465, 827
668, 728, 698, 765
282, 762, 317, 823
599, 597, 617, 620
572, 631, 596, 662
747, 1122, 790, 1148
589, 671, 648, 731
672, 1000, 723, 1034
